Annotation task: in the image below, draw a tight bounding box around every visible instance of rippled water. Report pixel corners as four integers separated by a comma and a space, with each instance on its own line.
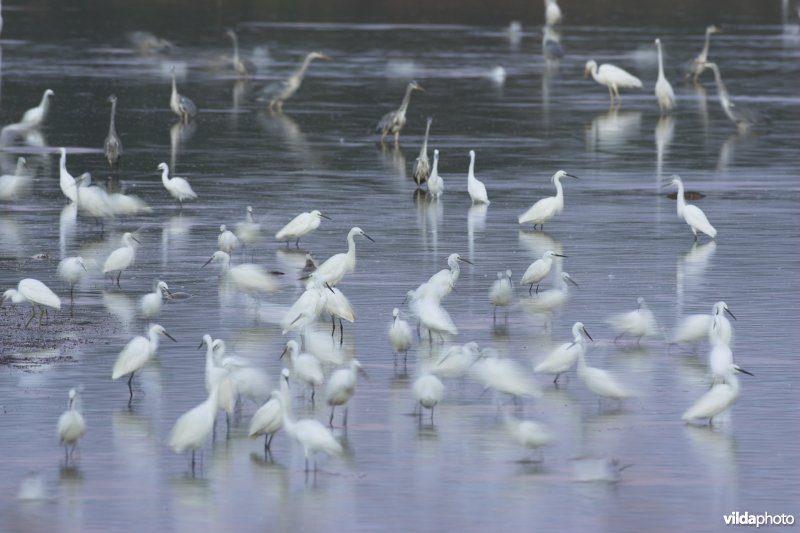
1, 7, 799, 532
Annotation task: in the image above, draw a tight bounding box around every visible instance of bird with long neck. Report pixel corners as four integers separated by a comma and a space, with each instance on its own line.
226, 29, 248, 78
654, 39, 675, 114
58, 148, 78, 203
688, 25, 721, 82
413, 117, 433, 187
104, 95, 122, 166
314, 227, 375, 286
376, 81, 424, 144
669, 175, 716, 239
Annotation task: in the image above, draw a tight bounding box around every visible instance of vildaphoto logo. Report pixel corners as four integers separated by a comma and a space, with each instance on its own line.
723, 511, 795, 527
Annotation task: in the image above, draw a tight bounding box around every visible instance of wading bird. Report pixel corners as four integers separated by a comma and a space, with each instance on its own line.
57, 388, 86, 464
256, 51, 331, 112
376, 80, 424, 144
668, 175, 716, 240
518, 171, 579, 229
104, 95, 122, 166
413, 117, 433, 187
170, 66, 197, 122
2, 278, 61, 328
584, 60, 642, 107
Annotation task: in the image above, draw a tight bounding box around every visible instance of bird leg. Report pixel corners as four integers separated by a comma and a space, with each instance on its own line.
331, 316, 336, 337
329, 406, 336, 427
343, 407, 349, 427
311, 385, 316, 405
116, 271, 122, 287
339, 318, 344, 345
553, 374, 560, 386
25, 307, 36, 329
430, 405, 435, 424
127, 372, 135, 404
295, 238, 300, 248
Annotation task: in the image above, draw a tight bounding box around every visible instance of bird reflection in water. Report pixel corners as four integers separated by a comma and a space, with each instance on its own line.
586, 109, 642, 154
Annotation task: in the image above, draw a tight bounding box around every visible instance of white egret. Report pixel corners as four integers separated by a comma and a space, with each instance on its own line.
275, 210, 330, 247
489, 270, 513, 319
157, 162, 197, 208
577, 352, 632, 404
256, 51, 331, 112
203, 250, 281, 294
413, 117, 433, 187
607, 297, 659, 343
281, 275, 329, 333
682, 364, 751, 425
584, 60, 642, 107
325, 359, 365, 427
57, 388, 86, 463
534, 321, 593, 384
235, 206, 262, 247
669, 175, 716, 240
518, 170, 579, 229
112, 324, 176, 403
413, 373, 444, 424
672, 301, 735, 347
388, 308, 413, 364
169, 381, 219, 470
214, 341, 271, 407
709, 302, 735, 347
281, 340, 324, 404
416, 252, 471, 302
325, 285, 356, 343
525, 271, 577, 313
314, 227, 375, 286
275, 391, 342, 472
218, 224, 240, 254
506, 416, 553, 457
106, 188, 151, 216
20, 89, 54, 127
75, 173, 115, 222
170, 66, 197, 122
686, 25, 721, 82
427, 149, 443, 199
2, 278, 61, 328
57, 256, 86, 304
467, 150, 490, 204
104, 95, 122, 166
472, 349, 543, 402
250, 369, 291, 452
140, 280, 171, 321
58, 148, 78, 203
432, 342, 482, 379
702, 62, 767, 132
102, 232, 140, 285
376, 80, 424, 143
200, 335, 228, 395
0, 157, 31, 201
411, 293, 458, 342
654, 39, 676, 114
521, 250, 566, 294
225, 28, 254, 78
545, 0, 562, 26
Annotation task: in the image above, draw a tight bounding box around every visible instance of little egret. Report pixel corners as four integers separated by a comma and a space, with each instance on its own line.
607, 297, 659, 343
225, 29, 254, 78
57, 256, 86, 304
325, 285, 356, 343
416, 252, 471, 302
525, 271, 577, 313
412, 117, 433, 187
200, 335, 228, 395
672, 301, 735, 347
427, 149, 443, 199
104, 95, 122, 167
112, 324, 176, 403
158, 162, 197, 208
2, 278, 61, 328
682, 364, 751, 425
169, 380, 220, 470
518, 170, 579, 229
654, 39, 676, 114
413, 373, 444, 424
506, 416, 553, 457
276, 391, 342, 472
584, 60, 642, 107
325, 359, 365, 427
669, 175, 716, 240
170, 66, 197, 122
140, 280, 171, 321
702, 62, 768, 132
281, 275, 329, 333
535, 321, 592, 384
281, 340, 324, 404
58, 148, 78, 203
545, 0, 562, 26
75, 173, 115, 222
489, 270, 513, 319
708, 302, 736, 347
686, 25, 721, 82
275, 210, 330, 247
102, 232, 140, 285
218, 224, 240, 254
314, 227, 375, 286
472, 349, 543, 402
0, 157, 30, 201
249, 369, 291, 452
432, 342, 482, 379
376, 80, 424, 144
20, 89, 54, 127
411, 293, 459, 342
521, 250, 566, 294
57, 388, 86, 463
467, 150, 490, 204
235, 205, 262, 247
203, 250, 281, 294
577, 353, 632, 403
388, 308, 413, 364
256, 51, 331, 112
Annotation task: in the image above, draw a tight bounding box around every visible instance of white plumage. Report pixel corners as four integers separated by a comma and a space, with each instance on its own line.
520, 250, 564, 293
654, 38, 676, 113
275, 210, 329, 246
218, 224, 240, 254
535, 321, 592, 383
584, 60, 642, 106
102, 232, 140, 284
325, 359, 364, 426
518, 170, 578, 228
276, 391, 342, 471
413, 373, 444, 423
249, 369, 291, 451
577, 353, 632, 401
427, 150, 444, 199
204, 251, 280, 294
466, 150, 490, 204
158, 162, 197, 206
314, 227, 374, 286
683, 365, 748, 424
140, 280, 170, 320
607, 297, 658, 342
388, 308, 413, 358
669, 175, 717, 239
21, 89, 54, 127
57, 388, 86, 461
281, 340, 324, 402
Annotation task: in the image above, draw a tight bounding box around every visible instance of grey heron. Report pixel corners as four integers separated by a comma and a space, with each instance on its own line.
412, 117, 433, 187
104, 95, 122, 167
256, 51, 331, 112
702, 62, 769, 132
225, 28, 255, 78
170, 66, 197, 123
376, 80, 424, 144
686, 25, 721, 83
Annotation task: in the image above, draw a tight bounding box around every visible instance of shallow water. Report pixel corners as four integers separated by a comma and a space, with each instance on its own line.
1, 6, 799, 533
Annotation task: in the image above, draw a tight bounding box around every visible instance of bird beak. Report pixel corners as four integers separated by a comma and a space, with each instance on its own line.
202, 256, 214, 268
362, 233, 376, 243
415, 85, 425, 92
80, 263, 87, 271
725, 308, 737, 320
279, 347, 287, 359
554, 253, 567, 258
325, 282, 336, 294
565, 173, 580, 180
164, 331, 177, 342
566, 277, 579, 287
320, 214, 332, 220
458, 257, 474, 265
197, 339, 205, 349
131, 236, 141, 243
735, 366, 754, 376
320, 54, 333, 61
582, 327, 594, 342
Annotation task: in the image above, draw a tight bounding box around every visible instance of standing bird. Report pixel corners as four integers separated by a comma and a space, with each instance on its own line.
218, 224, 240, 254
526, 271, 578, 313
702, 62, 767, 132
535, 321, 593, 385
376, 80, 424, 144
466, 150, 490, 204
672, 301, 735, 347
686, 25, 721, 83
388, 308, 413, 365
489, 270, 513, 319
225, 28, 254, 78
57, 389, 86, 463
668, 175, 716, 240
427, 149, 443, 199
654, 39, 676, 114
275, 210, 330, 248
57, 256, 87, 305
521, 250, 566, 294
314, 227, 375, 287
203, 251, 281, 294
280, 340, 324, 404
170, 66, 197, 122
256, 51, 331, 112
472, 349, 543, 403
416, 252, 471, 302
324, 285, 357, 343
708, 302, 736, 347
158, 162, 197, 208
58, 148, 78, 203
235, 206, 262, 248
20, 89, 55, 127
169, 379, 220, 471
413, 117, 433, 187
325, 359, 365, 427
518, 170, 579, 229
112, 324, 176, 403
607, 297, 659, 343
2, 278, 61, 328
682, 364, 751, 425
140, 280, 171, 321
102, 232, 140, 285
249, 368, 291, 452
104, 95, 122, 167
577, 352, 632, 404
506, 416, 553, 458
544, 0, 562, 26
413, 373, 444, 424
275, 391, 342, 472
584, 60, 642, 107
